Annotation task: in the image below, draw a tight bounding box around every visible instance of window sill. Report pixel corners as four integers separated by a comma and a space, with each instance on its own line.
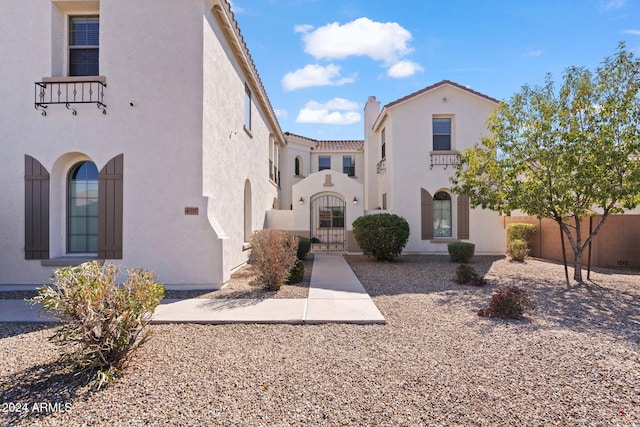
242, 242, 252, 251
41, 256, 102, 267
42, 76, 106, 84
429, 150, 458, 155
430, 238, 456, 244
243, 124, 253, 138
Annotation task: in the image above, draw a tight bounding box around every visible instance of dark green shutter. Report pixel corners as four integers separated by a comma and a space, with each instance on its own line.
25, 155, 50, 259
421, 189, 433, 240
98, 154, 123, 259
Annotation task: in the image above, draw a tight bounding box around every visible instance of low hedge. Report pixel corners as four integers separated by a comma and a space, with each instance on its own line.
447, 241, 475, 263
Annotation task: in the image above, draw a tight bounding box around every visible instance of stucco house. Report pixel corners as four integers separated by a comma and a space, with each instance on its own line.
270, 81, 506, 256
0, 0, 284, 287
1, 1, 506, 289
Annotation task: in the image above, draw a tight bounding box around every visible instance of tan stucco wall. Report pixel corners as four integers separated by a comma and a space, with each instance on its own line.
504, 215, 640, 268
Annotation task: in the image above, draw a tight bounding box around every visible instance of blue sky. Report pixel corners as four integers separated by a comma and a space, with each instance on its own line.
231, 0, 640, 141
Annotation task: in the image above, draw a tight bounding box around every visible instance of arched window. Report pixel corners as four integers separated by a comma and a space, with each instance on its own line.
294, 156, 301, 176
244, 180, 252, 242
433, 191, 452, 237
68, 161, 99, 253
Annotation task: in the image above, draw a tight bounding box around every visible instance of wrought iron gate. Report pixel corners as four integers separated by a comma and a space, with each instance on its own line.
310, 194, 346, 252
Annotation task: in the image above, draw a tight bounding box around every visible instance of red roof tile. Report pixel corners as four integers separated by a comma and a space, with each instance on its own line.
284, 132, 364, 151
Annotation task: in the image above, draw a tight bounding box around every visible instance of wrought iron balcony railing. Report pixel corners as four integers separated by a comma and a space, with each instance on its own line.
430, 152, 460, 170
377, 158, 386, 174
34, 79, 106, 116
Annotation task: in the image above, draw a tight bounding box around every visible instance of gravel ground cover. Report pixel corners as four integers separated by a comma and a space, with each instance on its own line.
1, 255, 639, 426
163, 255, 312, 300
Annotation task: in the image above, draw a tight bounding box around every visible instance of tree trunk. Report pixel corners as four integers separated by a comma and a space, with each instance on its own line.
573, 216, 583, 282
573, 248, 584, 282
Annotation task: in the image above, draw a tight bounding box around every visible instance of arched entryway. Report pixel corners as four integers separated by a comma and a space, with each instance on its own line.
310, 193, 346, 252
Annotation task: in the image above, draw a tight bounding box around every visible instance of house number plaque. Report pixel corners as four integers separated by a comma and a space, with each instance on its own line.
185, 207, 199, 215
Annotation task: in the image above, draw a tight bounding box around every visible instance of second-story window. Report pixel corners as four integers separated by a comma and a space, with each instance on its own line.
244, 83, 252, 131
294, 157, 301, 176
343, 155, 355, 177
381, 128, 386, 159
69, 16, 99, 76
432, 118, 451, 151
319, 156, 331, 171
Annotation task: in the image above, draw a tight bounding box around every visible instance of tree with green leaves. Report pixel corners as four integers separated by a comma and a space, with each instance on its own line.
452, 43, 640, 282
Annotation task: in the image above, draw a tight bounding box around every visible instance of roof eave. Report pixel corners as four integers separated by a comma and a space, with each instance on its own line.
211, 0, 285, 145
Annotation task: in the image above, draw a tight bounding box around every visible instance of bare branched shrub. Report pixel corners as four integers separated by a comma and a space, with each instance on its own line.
455, 263, 486, 286
250, 230, 298, 291
478, 286, 537, 319
32, 261, 164, 388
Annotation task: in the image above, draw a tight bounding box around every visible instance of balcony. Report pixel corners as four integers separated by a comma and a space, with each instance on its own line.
430, 151, 460, 170
377, 158, 386, 174
34, 77, 106, 116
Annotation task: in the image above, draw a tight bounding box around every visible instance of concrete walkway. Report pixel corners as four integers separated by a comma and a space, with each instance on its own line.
0, 254, 385, 325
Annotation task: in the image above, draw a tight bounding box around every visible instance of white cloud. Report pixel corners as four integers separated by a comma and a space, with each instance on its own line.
306, 98, 359, 111
301, 17, 413, 65
601, 0, 627, 10
623, 29, 640, 35
522, 50, 543, 58
294, 24, 314, 34
387, 60, 424, 78
295, 98, 361, 125
274, 109, 288, 119
282, 64, 355, 91
228, 1, 248, 14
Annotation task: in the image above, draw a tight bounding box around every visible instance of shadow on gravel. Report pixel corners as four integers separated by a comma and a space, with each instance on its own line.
0, 358, 94, 425
163, 255, 313, 301
0, 323, 55, 340
345, 254, 502, 298
346, 254, 640, 347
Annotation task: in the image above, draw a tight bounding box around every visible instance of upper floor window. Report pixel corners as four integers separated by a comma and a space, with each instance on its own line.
381, 128, 386, 159
294, 157, 301, 176
432, 118, 451, 151
69, 16, 99, 76
244, 83, 252, 131
319, 156, 331, 171
343, 155, 355, 177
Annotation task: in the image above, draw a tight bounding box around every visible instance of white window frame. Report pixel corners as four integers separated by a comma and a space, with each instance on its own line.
68, 15, 100, 77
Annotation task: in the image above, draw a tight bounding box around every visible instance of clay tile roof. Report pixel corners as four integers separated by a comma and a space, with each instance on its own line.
314, 140, 364, 151
284, 132, 364, 151
384, 79, 500, 109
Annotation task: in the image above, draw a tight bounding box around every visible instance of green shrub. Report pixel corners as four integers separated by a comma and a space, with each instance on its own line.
32, 261, 164, 389
251, 230, 298, 291
455, 263, 486, 286
352, 213, 410, 261
478, 286, 537, 319
508, 239, 529, 262
287, 259, 305, 284
447, 242, 475, 263
507, 223, 537, 242
297, 236, 311, 260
